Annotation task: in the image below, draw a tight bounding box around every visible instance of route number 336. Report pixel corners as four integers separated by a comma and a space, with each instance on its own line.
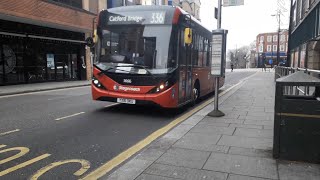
150, 12, 165, 24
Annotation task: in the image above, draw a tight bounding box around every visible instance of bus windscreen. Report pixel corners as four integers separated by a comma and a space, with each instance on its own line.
95, 24, 177, 74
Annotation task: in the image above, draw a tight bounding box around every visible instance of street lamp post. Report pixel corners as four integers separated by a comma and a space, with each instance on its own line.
272, 12, 281, 65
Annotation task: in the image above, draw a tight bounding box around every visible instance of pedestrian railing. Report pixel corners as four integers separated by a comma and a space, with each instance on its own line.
274, 66, 320, 96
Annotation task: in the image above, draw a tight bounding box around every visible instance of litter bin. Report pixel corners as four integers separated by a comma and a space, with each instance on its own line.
273, 71, 320, 163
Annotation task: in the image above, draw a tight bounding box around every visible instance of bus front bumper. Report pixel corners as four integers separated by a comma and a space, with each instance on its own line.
92, 84, 179, 108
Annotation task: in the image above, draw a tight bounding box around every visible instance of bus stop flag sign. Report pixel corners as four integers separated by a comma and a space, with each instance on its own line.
211, 29, 228, 77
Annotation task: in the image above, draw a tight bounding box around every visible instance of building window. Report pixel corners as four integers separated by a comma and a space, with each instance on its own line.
273, 45, 277, 51
273, 35, 277, 42
260, 36, 264, 42
280, 35, 286, 41
267, 36, 272, 42
52, 0, 83, 9
280, 45, 285, 51
259, 45, 263, 52
293, 3, 297, 26
267, 45, 272, 52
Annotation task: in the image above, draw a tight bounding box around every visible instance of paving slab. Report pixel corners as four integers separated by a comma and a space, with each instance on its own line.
200, 118, 244, 125
227, 174, 273, 180
135, 174, 178, 180
244, 120, 274, 126
144, 163, 228, 180
234, 128, 273, 138
203, 153, 278, 179
228, 147, 272, 158
217, 135, 273, 150
278, 160, 320, 180
148, 137, 178, 151
162, 124, 194, 140
156, 148, 211, 169
136, 147, 166, 161
173, 132, 229, 153
229, 123, 263, 130
190, 125, 235, 136
106, 159, 153, 180
245, 115, 273, 121
180, 115, 205, 126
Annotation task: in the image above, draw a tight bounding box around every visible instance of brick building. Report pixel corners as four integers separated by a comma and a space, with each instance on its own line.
289, 0, 320, 70
0, 0, 106, 86
172, 0, 201, 20
256, 30, 289, 67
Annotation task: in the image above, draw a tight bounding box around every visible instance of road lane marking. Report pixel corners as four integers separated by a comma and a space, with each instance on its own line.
0, 86, 88, 99
0, 154, 51, 177
0, 129, 20, 136
81, 73, 257, 180
55, 112, 85, 121
30, 159, 90, 180
0, 145, 6, 149
0, 147, 30, 165
104, 103, 119, 108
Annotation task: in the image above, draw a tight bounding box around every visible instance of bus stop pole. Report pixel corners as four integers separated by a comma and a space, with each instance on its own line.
208, 0, 225, 117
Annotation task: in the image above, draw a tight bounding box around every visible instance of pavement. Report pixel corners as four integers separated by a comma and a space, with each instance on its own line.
103, 71, 320, 180
0, 80, 90, 96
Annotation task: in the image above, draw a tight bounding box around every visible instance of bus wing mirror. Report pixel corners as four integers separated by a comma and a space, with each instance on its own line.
184, 28, 192, 45
85, 37, 95, 48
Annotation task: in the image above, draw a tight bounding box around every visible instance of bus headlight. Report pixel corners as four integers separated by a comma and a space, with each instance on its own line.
149, 81, 171, 94
92, 77, 106, 89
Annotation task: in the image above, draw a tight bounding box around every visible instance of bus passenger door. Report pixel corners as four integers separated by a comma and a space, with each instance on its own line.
178, 29, 192, 104
178, 29, 186, 104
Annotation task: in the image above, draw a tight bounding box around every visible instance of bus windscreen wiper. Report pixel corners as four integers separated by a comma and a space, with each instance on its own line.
98, 66, 132, 75
119, 65, 155, 79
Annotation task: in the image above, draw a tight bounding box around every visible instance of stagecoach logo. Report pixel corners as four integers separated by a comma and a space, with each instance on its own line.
113, 84, 140, 92
123, 79, 132, 84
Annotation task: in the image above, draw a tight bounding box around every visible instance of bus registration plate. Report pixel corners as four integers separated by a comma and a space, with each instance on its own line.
117, 98, 136, 104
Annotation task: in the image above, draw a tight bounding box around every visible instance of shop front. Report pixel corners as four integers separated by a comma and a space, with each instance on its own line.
0, 20, 87, 85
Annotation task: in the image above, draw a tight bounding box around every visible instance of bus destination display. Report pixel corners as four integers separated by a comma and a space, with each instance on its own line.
107, 12, 166, 25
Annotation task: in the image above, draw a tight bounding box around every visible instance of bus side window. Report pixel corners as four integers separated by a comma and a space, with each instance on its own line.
180, 29, 186, 66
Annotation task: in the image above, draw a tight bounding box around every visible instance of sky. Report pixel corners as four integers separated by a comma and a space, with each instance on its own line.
200, 0, 291, 51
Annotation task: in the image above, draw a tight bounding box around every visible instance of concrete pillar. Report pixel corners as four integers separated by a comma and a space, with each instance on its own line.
85, 33, 93, 80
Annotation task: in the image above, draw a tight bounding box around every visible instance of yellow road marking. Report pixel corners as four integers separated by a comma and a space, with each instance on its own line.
0, 86, 88, 99
81, 73, 255, 180
104, 103, 119, 108
55, 112, 85, 121
0, 154, 51, 177
0, 147, 30, 165
30, 159, 90, 180
276, 113, 320, 119
0, 129, 20, 136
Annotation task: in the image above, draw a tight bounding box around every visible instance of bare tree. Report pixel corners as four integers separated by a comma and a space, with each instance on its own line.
228, 45, 250, 69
